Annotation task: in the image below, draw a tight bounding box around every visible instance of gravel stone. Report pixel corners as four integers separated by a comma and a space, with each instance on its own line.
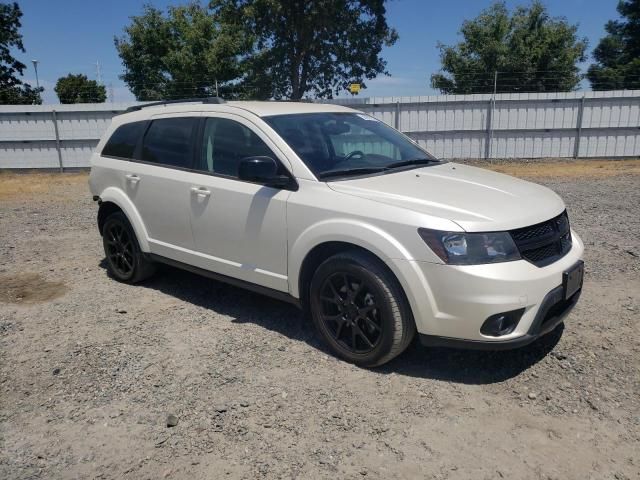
0, 167, 638, 479
166, 414, 179, 428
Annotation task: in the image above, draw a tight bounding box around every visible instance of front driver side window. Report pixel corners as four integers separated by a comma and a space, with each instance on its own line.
199, 118, 276, 178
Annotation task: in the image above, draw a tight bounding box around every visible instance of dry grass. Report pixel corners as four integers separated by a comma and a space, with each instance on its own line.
0, 159, 638, 202
0, 171, 88, 201
477, 158, 640, 178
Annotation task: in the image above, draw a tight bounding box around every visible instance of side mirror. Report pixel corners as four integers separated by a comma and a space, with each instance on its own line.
238, 156, 291, 188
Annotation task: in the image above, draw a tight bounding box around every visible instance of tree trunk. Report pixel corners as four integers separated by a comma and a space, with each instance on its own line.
291, 62, 302, 100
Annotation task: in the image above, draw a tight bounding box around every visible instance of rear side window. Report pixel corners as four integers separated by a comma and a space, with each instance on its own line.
102, 121, 147, 159
141, 117, 196, 168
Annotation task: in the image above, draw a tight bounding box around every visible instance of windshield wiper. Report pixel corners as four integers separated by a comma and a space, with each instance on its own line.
385, 158, 439, 170
318, 167, 388, 179
318, 158, 439, 179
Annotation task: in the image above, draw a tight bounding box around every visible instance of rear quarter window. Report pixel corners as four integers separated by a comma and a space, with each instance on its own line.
101, 121, 147, 159
141, 117, 197, 169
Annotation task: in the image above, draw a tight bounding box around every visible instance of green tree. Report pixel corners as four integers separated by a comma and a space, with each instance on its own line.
211, 0, 398, 99
431, 1, 587, 94
587, 0, 640, 90
115, 3, 248, 101
54, 74, 106, 103
0, 2, 43, 104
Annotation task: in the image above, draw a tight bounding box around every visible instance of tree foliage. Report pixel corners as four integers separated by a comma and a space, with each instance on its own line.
114, 3, 249, 101
431, 1, 587, 94
115, 1, 397, 101
0, 2, 42, 104
54, 74, 106, 103
587, 0, 640, 90
210, 0, 398, 100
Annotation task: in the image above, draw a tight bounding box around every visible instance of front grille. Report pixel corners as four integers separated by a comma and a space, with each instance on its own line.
509, 211, 572, 267
510, 222, 554, 242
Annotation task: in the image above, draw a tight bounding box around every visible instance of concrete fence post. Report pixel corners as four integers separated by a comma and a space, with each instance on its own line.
395, 101, 400, 130
485, 99, 494, 160
51, 110, 64, 172
573, 96, 586, 159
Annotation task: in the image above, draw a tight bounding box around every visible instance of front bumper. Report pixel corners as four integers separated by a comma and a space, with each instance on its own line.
418, 283, 581, 350
392, 230, 584, 347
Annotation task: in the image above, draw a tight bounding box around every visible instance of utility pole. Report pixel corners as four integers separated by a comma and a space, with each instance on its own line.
31, 60, 40, 89
95, 61, 102, 84
215, 79, 219, 97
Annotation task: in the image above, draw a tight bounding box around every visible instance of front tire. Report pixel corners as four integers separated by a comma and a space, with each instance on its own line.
309, 250, 415, 367
102, 211, 155, 283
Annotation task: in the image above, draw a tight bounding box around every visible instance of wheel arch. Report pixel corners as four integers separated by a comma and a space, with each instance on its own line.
96, 187, 150, 252
98, 202, 122, 234
294, 235, 412, 316
290, 220, 414, 293
289, 220, 442, 335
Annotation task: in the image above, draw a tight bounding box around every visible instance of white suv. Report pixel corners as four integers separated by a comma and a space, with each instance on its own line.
89, 98, 584, 367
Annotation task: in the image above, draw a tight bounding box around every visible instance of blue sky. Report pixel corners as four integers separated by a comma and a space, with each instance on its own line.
15, 0, 620, 103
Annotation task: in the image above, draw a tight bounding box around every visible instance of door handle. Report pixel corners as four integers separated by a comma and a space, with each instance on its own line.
125, 174, 140, 183
190, 186, 211, 197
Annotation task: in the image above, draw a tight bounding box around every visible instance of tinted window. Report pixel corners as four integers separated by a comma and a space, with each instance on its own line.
141, 117, 196, 168
198, 118, 276, 177
102, 121, 146, 159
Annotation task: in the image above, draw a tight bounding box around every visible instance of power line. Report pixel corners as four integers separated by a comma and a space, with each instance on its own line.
3, 73, 640, 104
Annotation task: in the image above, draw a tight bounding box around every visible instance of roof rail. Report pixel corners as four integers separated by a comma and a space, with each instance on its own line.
123, 97, 225, 113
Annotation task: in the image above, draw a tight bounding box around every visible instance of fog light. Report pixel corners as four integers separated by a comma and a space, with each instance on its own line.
480, 308, 525, 337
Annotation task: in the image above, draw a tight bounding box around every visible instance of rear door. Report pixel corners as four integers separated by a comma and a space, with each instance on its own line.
116, 115, 199, 255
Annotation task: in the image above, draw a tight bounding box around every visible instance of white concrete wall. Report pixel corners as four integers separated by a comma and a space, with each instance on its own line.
1, 91, 639, 169
330, 90, 640, 160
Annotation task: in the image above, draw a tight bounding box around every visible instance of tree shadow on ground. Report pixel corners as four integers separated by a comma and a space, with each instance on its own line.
102, 260, 563, 385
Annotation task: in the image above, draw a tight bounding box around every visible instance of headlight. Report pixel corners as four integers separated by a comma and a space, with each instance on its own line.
418, 228, 521, 265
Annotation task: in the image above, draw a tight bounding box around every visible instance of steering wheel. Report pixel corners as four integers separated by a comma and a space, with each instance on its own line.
343, 150, 366, 162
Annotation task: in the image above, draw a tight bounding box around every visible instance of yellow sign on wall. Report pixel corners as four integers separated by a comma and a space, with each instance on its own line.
348, 83, 361, 94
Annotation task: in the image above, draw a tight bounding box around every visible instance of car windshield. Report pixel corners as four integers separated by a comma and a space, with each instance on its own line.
263, 112, 440, 179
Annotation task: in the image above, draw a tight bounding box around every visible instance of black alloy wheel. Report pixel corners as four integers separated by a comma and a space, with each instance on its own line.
104, 221, 135, 278
102, 211, 155, 283
319, 272, 382, 354
309, 250, 415, 367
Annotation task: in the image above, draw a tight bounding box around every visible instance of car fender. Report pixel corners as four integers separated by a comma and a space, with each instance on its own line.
98, 186, 150, 252
287, 219, 440, 327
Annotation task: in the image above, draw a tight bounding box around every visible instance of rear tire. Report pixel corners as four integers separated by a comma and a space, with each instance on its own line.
102, 211, 155, 283
309, 250, 415, 367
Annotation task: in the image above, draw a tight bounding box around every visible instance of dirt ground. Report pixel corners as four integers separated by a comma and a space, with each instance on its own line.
0, 160, 639, 479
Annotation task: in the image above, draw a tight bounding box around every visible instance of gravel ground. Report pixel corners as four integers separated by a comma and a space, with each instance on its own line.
0, 166, 639, 479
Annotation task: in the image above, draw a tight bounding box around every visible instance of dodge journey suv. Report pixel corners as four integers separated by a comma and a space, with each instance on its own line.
89, 98, 584, 367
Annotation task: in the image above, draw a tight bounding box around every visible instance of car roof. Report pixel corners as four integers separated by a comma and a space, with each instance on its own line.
226, 101, 357, 117
115, 100, 358, 123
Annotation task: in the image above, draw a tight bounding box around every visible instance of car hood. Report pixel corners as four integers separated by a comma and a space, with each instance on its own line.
327, 163, 566, 231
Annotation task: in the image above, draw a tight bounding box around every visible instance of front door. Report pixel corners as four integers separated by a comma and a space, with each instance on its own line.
188, 114, 292, 292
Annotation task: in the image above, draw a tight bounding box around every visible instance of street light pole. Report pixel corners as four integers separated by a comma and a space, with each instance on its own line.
31, 60, 40, 89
